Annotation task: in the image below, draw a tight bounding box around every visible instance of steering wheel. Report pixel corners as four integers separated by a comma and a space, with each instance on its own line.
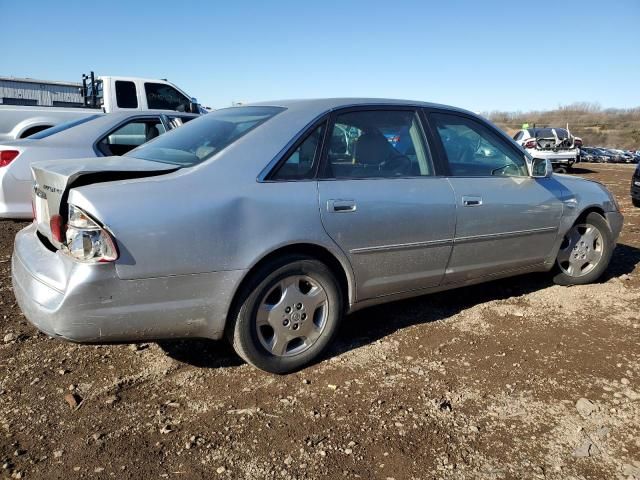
380, 155, 411, 176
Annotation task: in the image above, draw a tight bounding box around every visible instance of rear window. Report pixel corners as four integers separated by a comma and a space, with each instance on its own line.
527, 127, 569, 139
28, 115, 102, 139
126, 106, 285, 166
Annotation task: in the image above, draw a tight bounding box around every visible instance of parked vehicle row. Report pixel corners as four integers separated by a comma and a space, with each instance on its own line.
580, 146, 640, 164
10, 99, 623, 373
631, 163, 640, 207
0, 111, 198, 218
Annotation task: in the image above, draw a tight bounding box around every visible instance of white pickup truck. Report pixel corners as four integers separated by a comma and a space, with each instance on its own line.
0, 73, 201, 142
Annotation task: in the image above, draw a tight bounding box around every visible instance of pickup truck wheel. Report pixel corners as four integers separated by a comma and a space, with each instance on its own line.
553, 212, 614, 286
228, 254, 343, 374
554, 166, 567, 174
632, 197, 640, 208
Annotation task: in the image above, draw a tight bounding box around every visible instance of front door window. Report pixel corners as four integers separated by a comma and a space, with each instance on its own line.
431, 113, 527, 177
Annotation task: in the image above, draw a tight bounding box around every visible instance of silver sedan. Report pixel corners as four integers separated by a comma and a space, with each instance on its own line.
0, 111, 198, 218
12, 99, 623, 373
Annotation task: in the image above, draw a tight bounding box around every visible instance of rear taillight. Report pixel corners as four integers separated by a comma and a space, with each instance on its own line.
523, 139, 537, 149
50, 214, 64, 243
63, 205, 118, 263
0, 150, 19, 167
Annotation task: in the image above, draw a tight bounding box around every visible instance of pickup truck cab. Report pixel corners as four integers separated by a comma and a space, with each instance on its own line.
0, 74, 201, 142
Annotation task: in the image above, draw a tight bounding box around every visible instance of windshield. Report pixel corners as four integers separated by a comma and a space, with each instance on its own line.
28, 115, 103, 139
126, 106, 285, 166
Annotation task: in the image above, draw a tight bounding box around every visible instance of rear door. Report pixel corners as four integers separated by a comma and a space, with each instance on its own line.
316, 107, 456, 301
425, 109, 564, 284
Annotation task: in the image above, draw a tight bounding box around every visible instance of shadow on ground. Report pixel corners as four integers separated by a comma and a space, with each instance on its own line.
159, 243, 640, 369
568, 166, 597, 174
157, 337, 243, 368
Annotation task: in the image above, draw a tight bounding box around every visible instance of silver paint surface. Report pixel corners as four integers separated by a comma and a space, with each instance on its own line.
12, 99, 623, 342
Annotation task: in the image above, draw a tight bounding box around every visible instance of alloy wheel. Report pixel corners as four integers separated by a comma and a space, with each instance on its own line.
556, 223, 604, 277
256, 275, 329, 357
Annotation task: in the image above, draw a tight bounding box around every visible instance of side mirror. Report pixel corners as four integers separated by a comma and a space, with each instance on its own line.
531, 158, 552, 178
188, 97, 200, 114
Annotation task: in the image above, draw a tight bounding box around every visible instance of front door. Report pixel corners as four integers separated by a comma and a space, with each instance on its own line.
317, 108, 456, 301
426, 110, 564, 284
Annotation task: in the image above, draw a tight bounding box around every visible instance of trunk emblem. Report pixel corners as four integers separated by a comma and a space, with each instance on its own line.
43, 184, 63, 195
33, 184, 47, 199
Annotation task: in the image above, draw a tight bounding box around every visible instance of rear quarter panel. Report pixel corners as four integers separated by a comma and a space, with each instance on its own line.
68, 173, 350, 283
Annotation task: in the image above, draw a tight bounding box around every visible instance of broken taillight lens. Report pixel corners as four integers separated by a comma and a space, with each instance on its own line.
64, 204, 118, 263
50, 214, 64, 243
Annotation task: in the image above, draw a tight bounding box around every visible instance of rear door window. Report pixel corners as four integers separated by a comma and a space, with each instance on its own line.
323, 110, 433, 178
115, 81, 138, 109
97, 118, 165, 156
272, 124, 325, 180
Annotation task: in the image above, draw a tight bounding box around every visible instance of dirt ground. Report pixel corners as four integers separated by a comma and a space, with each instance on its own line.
1, 164, 639, 480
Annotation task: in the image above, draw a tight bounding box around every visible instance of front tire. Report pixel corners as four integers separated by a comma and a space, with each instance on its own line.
553, 212, 614, 286
228, 254, 343, 374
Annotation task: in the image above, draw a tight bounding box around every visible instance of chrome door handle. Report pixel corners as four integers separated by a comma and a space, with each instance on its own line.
328, 199, 357, 212
462, 196, 482, 207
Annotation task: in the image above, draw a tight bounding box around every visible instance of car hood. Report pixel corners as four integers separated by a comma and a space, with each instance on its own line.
32, 156, 177, 248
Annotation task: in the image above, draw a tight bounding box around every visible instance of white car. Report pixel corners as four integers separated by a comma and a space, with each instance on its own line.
0, 111, 197, 218
513, 127, 579, 173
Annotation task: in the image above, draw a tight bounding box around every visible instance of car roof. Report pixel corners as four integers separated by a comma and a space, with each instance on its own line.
104, 110, 199, 119
27, 110, 199, 144
245, 98, 476, 117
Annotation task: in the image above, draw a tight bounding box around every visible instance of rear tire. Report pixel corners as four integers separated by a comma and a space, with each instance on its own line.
227, 254, 343, 374
552, 212, 614, 286
632, 197, 640, 208
554, 166, 567, 174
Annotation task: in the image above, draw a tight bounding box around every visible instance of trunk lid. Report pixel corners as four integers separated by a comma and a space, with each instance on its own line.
32, 156, 177, 248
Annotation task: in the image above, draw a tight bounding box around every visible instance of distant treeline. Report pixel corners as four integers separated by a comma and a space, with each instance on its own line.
485, 103, 640, 150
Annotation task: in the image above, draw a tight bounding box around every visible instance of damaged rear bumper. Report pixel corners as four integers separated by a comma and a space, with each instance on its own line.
11, 223, 244, 342
525, 149, 577, 165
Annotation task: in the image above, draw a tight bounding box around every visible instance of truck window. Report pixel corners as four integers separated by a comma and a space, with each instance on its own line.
145, 83, 190, 111
115, 81, 138, 109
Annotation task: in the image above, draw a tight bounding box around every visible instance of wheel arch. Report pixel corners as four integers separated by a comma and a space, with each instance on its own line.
576, 205, 606, 223
229, 242, 355, 318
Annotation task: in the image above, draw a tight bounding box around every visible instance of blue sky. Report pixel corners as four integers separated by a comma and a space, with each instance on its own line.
3, 0, 639, 112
